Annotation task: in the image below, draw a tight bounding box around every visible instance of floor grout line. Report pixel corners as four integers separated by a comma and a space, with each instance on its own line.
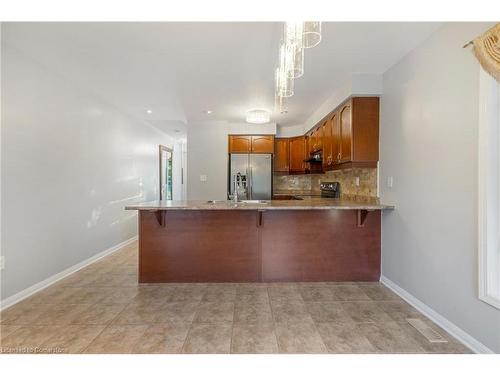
267, 287, 282, 354
228, 302, 236, 354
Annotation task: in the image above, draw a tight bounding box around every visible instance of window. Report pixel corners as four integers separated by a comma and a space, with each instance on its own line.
159, 145, 173, 200
478, 67, 500, 309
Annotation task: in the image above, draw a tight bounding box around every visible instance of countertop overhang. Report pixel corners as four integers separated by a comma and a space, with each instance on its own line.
125, 198, 395, 211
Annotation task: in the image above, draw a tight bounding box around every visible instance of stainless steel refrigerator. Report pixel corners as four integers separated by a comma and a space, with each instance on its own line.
228, 154, 272, 200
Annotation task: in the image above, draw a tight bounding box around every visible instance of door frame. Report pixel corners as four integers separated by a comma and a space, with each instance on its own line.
159, 145, 173, 200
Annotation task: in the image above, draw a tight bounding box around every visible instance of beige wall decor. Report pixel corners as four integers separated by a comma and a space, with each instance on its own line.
471, 23, 500, 82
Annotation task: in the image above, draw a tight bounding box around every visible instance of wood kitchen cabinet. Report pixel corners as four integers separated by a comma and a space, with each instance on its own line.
307, 132, 314, 155
289, 136, 307, 173
251, 135, 274, 153
322, 116, 333, 169
331, 111, 341, 167
274, 138, 289, 172
228, 97, 378, 173
339, 103, 352, 164
315, 97, 379, 171
228, 135, 274, 154
311, 126, 323, 152
228, 135, 251, 153
337, 97, 379, 168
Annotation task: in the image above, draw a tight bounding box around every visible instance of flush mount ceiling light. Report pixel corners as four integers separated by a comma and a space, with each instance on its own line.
146, 109, 152, 114
246, 109, 271, 124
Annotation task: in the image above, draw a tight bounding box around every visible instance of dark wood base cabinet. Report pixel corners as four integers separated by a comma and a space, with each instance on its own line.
138, 209, 381, 283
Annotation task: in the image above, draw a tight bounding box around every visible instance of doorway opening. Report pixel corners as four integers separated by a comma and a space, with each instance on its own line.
159, 145, 173, 200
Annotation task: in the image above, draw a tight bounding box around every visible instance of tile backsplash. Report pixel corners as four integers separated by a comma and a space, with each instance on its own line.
273, 168, 378, 198
273, 174, 313, 195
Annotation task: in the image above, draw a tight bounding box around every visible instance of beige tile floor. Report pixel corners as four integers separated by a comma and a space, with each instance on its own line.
0, 241, 471, 354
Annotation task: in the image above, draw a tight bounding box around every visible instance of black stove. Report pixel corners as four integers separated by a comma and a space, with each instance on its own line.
320, 181, 340, 198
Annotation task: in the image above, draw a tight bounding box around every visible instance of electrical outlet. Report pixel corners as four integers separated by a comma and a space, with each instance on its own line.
387, 176, 393, 188
0, 256, 5, 270
355, 177, 360, 187
200, 175, 207, 182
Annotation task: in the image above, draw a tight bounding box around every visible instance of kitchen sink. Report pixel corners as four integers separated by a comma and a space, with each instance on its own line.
205, 200, 268, 205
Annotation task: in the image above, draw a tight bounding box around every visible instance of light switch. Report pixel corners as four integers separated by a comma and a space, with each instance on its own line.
387, 176, 393, 188
200, 175, 207, 182
355, 177, 360, 187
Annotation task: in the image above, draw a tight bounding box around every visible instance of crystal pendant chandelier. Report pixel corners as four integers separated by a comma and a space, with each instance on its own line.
302, 22, 322, 48
275, 43, 294, 98
274, 21, 322, 104
283, 22, 305, 79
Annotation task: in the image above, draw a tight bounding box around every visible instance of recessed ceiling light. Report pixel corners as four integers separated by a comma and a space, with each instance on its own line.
246, 109, 271, 124
146, 109, 152, 114
205, 110, 213, 114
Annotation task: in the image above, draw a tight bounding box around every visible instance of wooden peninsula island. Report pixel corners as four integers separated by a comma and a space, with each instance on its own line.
125, 199, 394, 283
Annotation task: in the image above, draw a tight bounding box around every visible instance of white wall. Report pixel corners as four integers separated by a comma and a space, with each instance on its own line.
276, 124, 304, 138
380, 22, 500, 353
172, 138, 187, 200
1, 40, 174, 301
187, 121, 276, 200
303, 73, 383, 132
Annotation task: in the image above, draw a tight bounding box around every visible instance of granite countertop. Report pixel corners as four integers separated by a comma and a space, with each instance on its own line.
125, 198, 395, 211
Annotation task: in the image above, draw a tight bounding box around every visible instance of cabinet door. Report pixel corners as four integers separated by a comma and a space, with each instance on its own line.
274, 138, 289, 172
316, 126, 323, 151
312, 128, 318, 152
339, 104, 352, 163
289, 136, 306, 172
229, 135, 251, 153
322, 120, 332, 169
331, 112, 340, 164
307, 133, 314, 155
251, 135, 274, 153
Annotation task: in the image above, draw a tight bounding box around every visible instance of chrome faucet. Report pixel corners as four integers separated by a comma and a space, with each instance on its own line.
232, 173, 245, 202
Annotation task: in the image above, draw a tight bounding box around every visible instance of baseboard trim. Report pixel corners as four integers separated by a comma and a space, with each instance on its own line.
380, 275, 494, 354
0, 236, 138, 311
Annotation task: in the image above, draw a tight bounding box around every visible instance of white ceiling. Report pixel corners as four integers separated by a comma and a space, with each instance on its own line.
3, 22, 441, 136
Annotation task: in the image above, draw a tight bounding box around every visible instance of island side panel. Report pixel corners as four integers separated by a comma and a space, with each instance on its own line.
261, 210, 381, 282
139, 210, 261, 282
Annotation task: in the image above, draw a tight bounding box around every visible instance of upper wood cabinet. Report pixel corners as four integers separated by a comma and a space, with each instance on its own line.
310, 126, 323, 152
337, 97, 379, 167
251, 135, 274, 153
331, 112, 341, 166
322, 117, 333, 169
306, 96, 379, 172
228, 97, 379, 174
289, 136, 307, 173
339, 103, 352, 164
274, 138, 289, 172
350, 97, 379, 163
307, 132, 314, 155
228, 135, 275, 154
228, 135, 251, 153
